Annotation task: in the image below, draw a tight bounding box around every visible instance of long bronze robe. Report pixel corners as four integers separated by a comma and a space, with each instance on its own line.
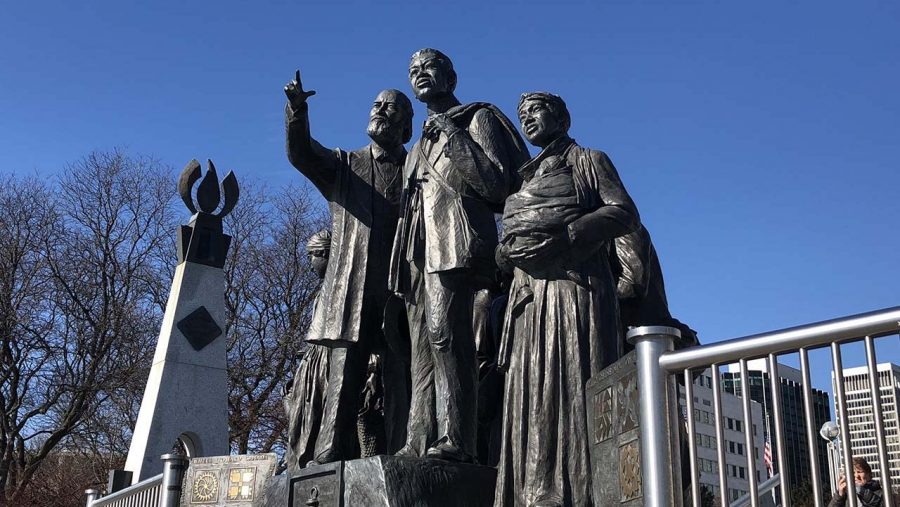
286, 104, 404, 346
286, 103, 410, 459
494, 137, 639, 507
283, 343, 329, 470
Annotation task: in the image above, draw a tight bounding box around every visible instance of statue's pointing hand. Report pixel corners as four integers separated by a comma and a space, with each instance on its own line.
284, 69, 317, 109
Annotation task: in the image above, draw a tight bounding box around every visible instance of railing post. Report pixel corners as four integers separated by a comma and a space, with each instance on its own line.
160, 453, 189, 507
85, 488, 100, 507
627, 325, 682, 507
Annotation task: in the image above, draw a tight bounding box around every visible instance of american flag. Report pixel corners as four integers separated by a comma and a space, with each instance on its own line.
763, 440, 774, 478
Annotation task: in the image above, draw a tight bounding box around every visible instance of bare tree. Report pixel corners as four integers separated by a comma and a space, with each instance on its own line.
0, 176, 62, 503
1, 151, 327, 503
226, 183, 325, 454
0, 150, 175, 505
12, 442, 123, 507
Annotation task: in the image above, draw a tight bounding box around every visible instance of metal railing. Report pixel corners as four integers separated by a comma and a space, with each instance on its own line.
86, 454, 188, 507
88, 474, 162, 507
629, 305, 900, 507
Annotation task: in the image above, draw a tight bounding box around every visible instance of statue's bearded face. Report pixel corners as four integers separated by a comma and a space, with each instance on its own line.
518, 99, 562, 148
408, 55, 453, 102
367, 90, 408, 146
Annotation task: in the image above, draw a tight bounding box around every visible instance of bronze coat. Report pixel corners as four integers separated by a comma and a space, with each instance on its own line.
390, 103, 529, 291
287, 104, 405, 346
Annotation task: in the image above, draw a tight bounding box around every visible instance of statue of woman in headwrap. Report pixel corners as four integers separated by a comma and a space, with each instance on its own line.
494, 93, 640, 507
282, 229, 332, 472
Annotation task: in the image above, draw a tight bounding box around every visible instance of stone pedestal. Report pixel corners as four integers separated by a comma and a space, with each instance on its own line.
254, 474, 288, 507
586, 350, 643, 506
125, 162, 237, 483
124, 260, 230, 482
283, 456, 496, 507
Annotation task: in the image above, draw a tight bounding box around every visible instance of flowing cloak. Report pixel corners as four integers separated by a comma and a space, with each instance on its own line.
287, 97, 405, 347
283, 344, 330, 470
298, 145, 404, 346
494, 138, 639, 507
612, 226, 700, 349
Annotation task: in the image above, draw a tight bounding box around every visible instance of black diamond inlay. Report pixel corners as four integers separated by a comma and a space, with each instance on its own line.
177, 306, 222, 351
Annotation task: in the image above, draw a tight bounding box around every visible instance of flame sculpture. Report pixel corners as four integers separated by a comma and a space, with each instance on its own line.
178, 159, 239, 218
175, 159, 239, 268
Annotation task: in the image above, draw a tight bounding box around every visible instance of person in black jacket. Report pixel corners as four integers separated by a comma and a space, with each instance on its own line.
828, 457, 884, 507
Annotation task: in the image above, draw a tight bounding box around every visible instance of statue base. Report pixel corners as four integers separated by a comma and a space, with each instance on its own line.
586, 350, 643, 506
272, 455, 495, 507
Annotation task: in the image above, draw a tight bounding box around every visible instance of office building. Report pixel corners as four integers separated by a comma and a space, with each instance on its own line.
833, 362, 900, 485
721, 360, 831, 491
680, 369, 769, 504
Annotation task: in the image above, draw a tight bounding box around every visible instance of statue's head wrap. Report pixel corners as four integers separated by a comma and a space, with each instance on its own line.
518, 92, 571, 134
306, 229, 332, 254
306, 229, 331, 279
410, 48, 457, 94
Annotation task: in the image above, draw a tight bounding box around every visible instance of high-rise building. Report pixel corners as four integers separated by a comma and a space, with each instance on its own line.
832, 362, 900, 485
680, 368, 770, 504
721, 360, 831, 491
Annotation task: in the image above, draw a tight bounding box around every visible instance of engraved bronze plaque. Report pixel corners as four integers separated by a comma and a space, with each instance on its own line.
619, 440, 642, 502
593, 387, 614, 444
586, 351, 642, 506
225, 467, 256, 501
180, 453, 276, 507
617, 371, 638, 433
191, 470, 219, 504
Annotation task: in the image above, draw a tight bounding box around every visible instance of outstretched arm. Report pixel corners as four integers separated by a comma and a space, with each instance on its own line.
284, 70, 339, 197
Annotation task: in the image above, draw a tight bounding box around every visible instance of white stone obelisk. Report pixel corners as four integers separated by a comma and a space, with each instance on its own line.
125, 160, 238, 482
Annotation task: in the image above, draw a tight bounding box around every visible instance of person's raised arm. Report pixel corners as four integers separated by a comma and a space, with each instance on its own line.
285, 70, 339, 197
826, 474, 848, 506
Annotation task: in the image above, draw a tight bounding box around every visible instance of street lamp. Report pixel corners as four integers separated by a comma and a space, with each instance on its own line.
820, 421, 843, 493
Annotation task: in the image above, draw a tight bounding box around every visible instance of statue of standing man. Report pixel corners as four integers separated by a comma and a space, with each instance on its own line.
389, 49, 529, 463
285, 71, 413, 465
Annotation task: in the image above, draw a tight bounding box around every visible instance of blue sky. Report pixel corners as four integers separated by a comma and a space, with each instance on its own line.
1, 1, 897, 399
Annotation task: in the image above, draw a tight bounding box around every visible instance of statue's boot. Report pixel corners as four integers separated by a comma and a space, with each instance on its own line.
309, 448, 342, 466
394, 444, 420, 458
425, 442, 475, 464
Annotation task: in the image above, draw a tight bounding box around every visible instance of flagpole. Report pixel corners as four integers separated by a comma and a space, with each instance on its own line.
762, 368, 776, 505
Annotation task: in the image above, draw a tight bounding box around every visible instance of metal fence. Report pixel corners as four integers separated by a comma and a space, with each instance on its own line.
629, 306, 900, 507
87, 474, 161, 507
85, 454, 188, 507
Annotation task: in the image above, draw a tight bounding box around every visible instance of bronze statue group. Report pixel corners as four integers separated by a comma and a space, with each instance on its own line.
280, 48, 697, 507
